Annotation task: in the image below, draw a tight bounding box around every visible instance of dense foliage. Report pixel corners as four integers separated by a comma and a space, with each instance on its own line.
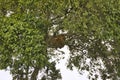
0, 0, 120, 80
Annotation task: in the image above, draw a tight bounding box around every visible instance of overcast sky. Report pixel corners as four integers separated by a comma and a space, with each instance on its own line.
0, 45, 89, 80
0, 66, 89, 80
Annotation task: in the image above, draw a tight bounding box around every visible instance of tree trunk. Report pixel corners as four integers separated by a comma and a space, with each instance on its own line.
30, 67, 40, 80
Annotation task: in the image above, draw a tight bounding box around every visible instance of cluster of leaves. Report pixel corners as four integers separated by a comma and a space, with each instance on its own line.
0, 1, 61, 79
63, 0, 120, 79
0, 0, 120, 80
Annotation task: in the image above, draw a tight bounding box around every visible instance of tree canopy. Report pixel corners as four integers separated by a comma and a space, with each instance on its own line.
0, 0, 120, 80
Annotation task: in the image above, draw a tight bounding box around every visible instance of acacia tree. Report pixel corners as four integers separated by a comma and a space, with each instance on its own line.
0, 0, 120, 80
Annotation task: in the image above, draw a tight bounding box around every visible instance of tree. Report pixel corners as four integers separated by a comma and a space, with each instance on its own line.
0, 0, 120, 80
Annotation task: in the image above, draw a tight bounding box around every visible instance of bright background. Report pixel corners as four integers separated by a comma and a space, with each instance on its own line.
0, 45, 89, 80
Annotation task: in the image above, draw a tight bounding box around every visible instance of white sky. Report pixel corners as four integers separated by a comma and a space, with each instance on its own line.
0, 70, 12, 80
56, 45, 89, 80
0, 69, 88, 80
0, 45, 89, 80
